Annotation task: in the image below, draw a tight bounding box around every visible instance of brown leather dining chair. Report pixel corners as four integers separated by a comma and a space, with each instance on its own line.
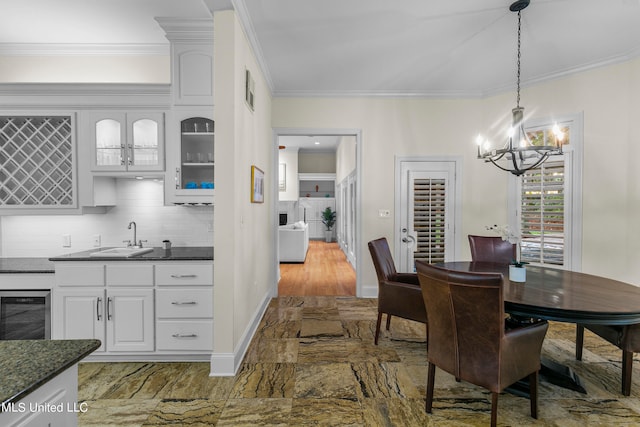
576, 323, 640, 395
468, 235, 516, 264
416, 262, 549, 427
368, 238, 427, 345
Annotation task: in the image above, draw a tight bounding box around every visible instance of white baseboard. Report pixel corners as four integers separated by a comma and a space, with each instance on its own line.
209, 290, 272, 376
361, 283, 378, 298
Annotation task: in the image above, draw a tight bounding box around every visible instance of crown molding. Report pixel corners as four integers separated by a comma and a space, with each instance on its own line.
0, 43, 168, 56
231, 0, 274, 94
0, 83, 171, 109
155, 18, 214, 42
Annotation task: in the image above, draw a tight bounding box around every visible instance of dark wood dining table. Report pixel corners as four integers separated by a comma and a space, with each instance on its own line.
419, 261, 640, 394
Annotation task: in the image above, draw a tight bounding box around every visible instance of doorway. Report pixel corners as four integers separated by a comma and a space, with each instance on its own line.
273, 128, 362, 297
395, 157, 463, 273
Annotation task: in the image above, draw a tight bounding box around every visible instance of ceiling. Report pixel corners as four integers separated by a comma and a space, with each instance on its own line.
278, 136, 341, 153
1, 0, 639, 98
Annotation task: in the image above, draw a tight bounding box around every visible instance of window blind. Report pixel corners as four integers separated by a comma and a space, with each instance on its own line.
413, 178, 446, 264
520, 161, 564, 265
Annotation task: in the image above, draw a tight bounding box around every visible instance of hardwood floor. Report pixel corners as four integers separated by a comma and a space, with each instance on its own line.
278, 240, 356, 296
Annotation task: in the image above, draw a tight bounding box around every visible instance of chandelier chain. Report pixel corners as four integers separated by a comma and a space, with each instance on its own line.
516, 10, 522, 109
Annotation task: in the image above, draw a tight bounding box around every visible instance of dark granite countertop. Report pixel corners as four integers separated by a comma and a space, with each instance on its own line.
49, 246, 213, 261
0, 258, 55, 274
0, 339, 101, 411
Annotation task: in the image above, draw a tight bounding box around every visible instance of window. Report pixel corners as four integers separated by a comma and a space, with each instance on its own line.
508, 114, 583, 270
520, 161, 565, 265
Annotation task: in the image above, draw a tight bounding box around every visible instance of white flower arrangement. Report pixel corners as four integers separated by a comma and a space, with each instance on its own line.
485, 224, 527, 267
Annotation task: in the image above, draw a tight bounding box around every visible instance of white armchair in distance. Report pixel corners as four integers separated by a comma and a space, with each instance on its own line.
279, 221, 309, 263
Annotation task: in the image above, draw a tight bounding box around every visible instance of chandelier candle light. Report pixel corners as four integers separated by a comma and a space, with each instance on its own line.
476, 0, 564, 176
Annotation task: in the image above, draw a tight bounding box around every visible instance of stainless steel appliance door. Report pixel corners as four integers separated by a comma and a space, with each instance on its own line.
0, 290, 51, 340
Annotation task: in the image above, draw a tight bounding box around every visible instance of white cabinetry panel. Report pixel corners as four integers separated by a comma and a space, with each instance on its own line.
106, 289, 154, 352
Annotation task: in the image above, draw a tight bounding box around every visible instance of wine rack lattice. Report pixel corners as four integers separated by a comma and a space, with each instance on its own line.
0, 116, 74, 207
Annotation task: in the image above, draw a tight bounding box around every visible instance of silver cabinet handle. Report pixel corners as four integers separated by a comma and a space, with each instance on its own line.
171, 301, 197, 305
128, 144, 133, 166
175, 167, 181, 190
120, 144, 126, 165
170, 274, 197, 278
107, 297, 113, 321
96, 297, 102, 321
172, 333, 198, 338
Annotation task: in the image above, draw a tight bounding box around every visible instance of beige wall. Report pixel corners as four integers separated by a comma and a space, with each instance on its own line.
298, 151, 336, 173
213, 10, 274, 369
273, 58, 640, 291
0, 55, 170, 83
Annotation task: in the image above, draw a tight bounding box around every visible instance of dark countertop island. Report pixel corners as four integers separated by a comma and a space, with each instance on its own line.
48, 246, 213, 262
0, 339, 101, 410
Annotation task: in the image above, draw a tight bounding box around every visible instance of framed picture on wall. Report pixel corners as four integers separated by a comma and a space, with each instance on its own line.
251, 165, 264, 203
279, 163, 286, 191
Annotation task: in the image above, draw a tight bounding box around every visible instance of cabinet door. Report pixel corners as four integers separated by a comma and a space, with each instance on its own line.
106, 288, 154, 352
89, 112, 127, 171
127, 112, 165, 171
89, 111, 164, 172
53, 289, 106, 352
173, 44, 214, 106
164, 111, 214, 206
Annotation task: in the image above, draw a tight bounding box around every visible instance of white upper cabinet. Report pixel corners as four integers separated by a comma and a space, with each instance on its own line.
88, 111, 165, 172
156, 18, 214, 106
173, 45, 214, 106
165, 111, 214, 206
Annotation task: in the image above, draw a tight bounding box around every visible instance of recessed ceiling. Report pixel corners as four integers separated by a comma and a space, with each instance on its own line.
1, 0, 640, 97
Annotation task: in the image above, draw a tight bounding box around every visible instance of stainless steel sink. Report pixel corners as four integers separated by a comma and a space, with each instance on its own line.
89, 247, 154, 258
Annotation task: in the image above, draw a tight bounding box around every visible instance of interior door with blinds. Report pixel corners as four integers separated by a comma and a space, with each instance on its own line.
398, 160, 457, 273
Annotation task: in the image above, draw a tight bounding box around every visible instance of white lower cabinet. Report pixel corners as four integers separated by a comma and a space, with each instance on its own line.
155, 263, 213, 352
52, 260, 212, 360
53, 288, 154, 353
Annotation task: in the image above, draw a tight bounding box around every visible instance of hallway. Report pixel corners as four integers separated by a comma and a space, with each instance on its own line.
278, 241, 356, 296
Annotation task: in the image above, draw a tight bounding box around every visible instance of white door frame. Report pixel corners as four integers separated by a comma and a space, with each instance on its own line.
394, 156, 464, 269
272, 127, 363, 297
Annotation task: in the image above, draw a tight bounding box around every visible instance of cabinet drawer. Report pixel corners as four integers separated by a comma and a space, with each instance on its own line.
106, 264, 154, 286
156, 288, 213, 318
156, 263, 212, 286
156, 320, 212, 351
55, 263, 104, 287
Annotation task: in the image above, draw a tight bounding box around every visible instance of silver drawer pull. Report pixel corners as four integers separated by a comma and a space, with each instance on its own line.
171, 301, 197, 305
170, 274, 197, 278
172, 333, 198, 338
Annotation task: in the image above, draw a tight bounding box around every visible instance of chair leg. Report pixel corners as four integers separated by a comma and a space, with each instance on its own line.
374, 312, 383, 345
386, 314, 392, 330
426, 362, 436, 413
576, 324, 585, 360
622, 350, 633, 396
490, 392, 498, 427
529, 371, 539, 419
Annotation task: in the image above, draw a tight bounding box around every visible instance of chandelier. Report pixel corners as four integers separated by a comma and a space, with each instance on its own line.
476, 0, 564, 176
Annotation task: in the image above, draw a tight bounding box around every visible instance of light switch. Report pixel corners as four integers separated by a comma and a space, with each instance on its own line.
62, 234, 71, 247
92, 234, 101, 247
378, 209, 391, 218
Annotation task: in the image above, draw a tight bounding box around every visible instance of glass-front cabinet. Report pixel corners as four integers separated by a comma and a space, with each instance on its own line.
89, 112, 164, 172
165, 113, 214, 205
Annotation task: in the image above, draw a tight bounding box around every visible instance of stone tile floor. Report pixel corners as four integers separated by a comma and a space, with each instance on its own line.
78, 296, 640, 426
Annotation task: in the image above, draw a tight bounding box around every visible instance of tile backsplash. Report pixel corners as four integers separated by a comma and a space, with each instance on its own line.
0, 179, 213, 258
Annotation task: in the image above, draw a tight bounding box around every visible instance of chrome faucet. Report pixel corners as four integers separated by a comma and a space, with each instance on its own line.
126, 221, 140, 248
